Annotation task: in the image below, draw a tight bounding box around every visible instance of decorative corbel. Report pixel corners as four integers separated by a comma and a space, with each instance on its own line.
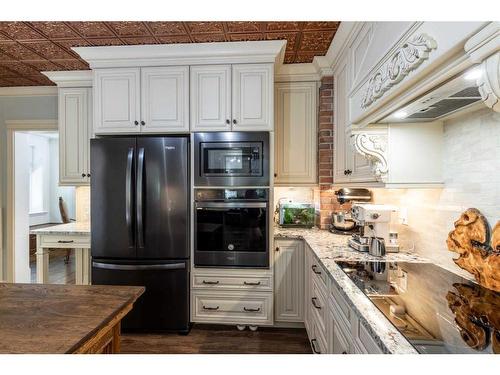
477, 51, 500, 112
350, 130, 389, 182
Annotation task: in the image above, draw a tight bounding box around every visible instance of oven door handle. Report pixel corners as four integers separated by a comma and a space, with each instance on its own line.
195, 202, 267, 209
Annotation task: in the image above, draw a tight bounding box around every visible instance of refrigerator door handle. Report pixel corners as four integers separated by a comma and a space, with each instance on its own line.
137, 147, 145, 248
92, 261, 186, 271
126, 147, 134, 247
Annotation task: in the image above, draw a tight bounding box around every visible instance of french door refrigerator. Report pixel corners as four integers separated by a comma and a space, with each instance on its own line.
90, 136, 190, 332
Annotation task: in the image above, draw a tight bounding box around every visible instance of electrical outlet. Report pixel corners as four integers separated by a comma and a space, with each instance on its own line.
398, 270, 408, 293
399, 207, 409, 225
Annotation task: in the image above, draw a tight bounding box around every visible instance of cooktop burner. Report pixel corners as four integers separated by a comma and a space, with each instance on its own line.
335, 261, 500, 354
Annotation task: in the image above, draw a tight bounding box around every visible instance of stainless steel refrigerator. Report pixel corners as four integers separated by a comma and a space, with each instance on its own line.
90, 136, 190, 332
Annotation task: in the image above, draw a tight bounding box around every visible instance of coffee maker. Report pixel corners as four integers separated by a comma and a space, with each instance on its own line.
348, 203, 399, 253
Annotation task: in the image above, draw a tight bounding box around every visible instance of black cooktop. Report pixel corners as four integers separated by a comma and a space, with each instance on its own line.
335, 261, 500, 354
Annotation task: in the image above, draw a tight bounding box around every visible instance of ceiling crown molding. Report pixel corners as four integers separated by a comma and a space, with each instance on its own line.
464, 22, 500, 63
42, 70, 93, 87
73, 40, 287, 69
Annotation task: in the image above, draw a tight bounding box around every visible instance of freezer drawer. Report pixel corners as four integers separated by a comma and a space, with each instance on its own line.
92, 259, 190, 332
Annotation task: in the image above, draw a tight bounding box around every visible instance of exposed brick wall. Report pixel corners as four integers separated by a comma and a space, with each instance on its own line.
317, 75, 335, 229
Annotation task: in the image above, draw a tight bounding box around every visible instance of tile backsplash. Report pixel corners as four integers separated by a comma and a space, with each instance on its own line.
371, 107, 500, 276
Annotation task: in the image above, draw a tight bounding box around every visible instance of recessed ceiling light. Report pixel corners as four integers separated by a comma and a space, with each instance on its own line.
464, 66, 483, 81
393, 110, 408, 119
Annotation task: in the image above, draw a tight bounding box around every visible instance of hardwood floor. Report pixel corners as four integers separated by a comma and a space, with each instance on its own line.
30, 249, 76, 284
121, 324, 312, 354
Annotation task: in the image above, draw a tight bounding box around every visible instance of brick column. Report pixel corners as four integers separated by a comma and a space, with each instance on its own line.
317, 75, 335, 229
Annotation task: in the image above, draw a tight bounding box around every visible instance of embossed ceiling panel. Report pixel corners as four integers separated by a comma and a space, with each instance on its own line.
0, 21, 339, 87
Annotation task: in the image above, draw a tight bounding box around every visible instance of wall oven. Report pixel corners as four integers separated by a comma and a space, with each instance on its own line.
194, 132, 269, 186
194, 188, 269, 268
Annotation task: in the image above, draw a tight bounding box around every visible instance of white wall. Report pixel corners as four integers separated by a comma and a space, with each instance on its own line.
372, 107, 500, 277
27, 133, 51, 226
13, 132, 31, 283
0, 95, 58, 279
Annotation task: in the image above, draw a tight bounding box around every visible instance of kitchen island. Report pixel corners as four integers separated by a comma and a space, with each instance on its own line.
0, 283, 144, 353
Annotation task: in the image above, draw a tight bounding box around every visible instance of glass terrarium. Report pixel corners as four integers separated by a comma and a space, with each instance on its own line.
278, 202, 315, 228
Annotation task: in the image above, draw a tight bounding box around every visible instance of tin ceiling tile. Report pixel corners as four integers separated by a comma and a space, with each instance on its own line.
266, 22, 301, 31
67, 22, 115, 38
123, 37, 158, 45
29, 22, 79, 39
295, 52, 317, 63
303, 21, 340, 30
52, 59, 90, 70
87, 38, 124, 46
0, 62, 39, 76
0, 22, 44, 40
157, 35, 192, 44
267, 32, 297, 51
107, 22, 151, 37
148, 22, 186, 36
226, 22, 262, 33
191, 34, 227, 43
299, 31, 335, 52
0, 42, 43, 60
24, 60, 61, 71
186, 22, 224, 34
21, 41, 74, 60
228, 33, 264, 42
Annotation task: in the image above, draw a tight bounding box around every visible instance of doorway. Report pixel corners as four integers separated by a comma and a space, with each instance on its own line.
5, 120, 76, 283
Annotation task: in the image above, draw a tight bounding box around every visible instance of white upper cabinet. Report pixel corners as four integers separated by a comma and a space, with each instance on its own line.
190, 63, 274, 132
232, 64, 273, 131
140, 66, 189, 133
190, 65, 232, 132
94, 68, 141, 133
274, 81, 317, 185
59, 87, 92, 185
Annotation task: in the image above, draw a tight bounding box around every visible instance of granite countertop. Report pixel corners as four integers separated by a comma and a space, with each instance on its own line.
30, 221, 90, 236
274, 226, 426, 354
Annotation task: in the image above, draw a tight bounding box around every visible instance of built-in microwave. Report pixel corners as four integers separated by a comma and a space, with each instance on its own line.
193, 132, 269, 187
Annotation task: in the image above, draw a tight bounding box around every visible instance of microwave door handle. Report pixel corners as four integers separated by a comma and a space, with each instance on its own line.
137, 147, 145, 249
125, 148, 134, 247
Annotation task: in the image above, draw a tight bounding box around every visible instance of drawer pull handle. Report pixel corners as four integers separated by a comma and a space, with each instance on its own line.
202, 305, 219, 311
57, 240, 74, 244
202, 280, 220, 285
243, 307, 261, 312
311, 339, 321, 354
243, 281, 261, 286
342, 351, 348, 354
311, 297, 322, 309
311, 265, 322, 275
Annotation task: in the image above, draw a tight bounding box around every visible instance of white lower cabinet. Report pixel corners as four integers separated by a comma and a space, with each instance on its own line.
274, 239, 304, 322
191, 268, 273, 327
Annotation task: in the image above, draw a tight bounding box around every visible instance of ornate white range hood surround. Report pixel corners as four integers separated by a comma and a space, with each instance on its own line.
349, 22, 499, 185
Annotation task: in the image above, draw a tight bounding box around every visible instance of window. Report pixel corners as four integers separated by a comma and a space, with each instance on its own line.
29, 144, 45, 214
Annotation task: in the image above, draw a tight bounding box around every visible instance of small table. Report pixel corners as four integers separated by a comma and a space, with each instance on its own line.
30, 222, 91, 285
0, 283, 144, 354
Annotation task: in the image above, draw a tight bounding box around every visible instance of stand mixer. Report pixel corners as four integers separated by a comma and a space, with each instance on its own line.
348, 203, 400, 253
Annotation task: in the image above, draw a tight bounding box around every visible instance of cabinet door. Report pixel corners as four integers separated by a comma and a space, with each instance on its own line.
327, 307, 351, 354
94, 68, 140, 133
274, 82, 317, 185
141, 66, 189, 133
59, 87, 91, 185
333, 54, 351, 183
274, 239, 305, 322
190, 65, 231, 131
232, 64, 273, 131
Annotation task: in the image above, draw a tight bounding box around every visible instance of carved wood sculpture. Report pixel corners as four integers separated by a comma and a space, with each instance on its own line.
447, 208, 500, 292
446, 283, 499, 353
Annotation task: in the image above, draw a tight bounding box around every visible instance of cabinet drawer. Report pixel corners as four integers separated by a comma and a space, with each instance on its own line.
192, 291, 273, 325
310, 278, 328, 334
329, 279, 352, 331
39, 234, 90, 248
309, 315, 328, 354
351, 315, 384, 354
309, 256, 328, 291
193, 274, 272, 291
332, 321, 351, 354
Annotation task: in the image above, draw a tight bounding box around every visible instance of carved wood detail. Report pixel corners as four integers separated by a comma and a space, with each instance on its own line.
477, 52, 500, 113
447, 208, 500, 292
361, 33, 437, 109
351, 131, 388, 182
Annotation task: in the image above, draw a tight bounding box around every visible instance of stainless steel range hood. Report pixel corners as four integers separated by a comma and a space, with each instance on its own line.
377, 66, 483, 123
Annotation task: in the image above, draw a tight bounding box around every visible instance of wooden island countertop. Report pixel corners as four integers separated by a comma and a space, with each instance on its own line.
0, 283, 144, 354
